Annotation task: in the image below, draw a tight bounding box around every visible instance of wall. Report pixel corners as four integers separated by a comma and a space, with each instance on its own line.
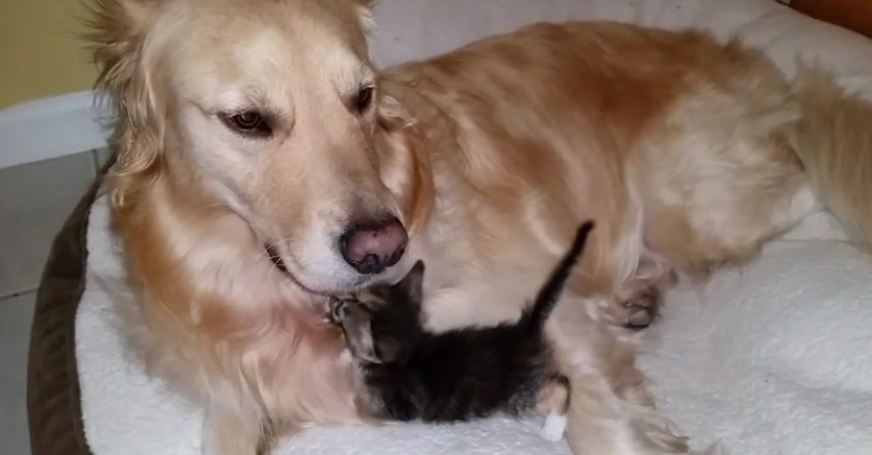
0, 0, 97, 109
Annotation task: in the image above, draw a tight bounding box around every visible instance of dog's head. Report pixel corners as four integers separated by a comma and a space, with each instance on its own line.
92, 0, 422, 294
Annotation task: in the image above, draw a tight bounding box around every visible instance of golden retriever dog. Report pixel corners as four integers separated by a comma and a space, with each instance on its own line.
89, 0, 872, 453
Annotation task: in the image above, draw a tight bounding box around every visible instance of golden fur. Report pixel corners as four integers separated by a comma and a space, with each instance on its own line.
89, 0, 872, 453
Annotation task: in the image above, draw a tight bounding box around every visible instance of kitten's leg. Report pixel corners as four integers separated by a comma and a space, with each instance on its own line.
536, 375, 571, 442
327, 298, 349, 325
335, 303, 382, 364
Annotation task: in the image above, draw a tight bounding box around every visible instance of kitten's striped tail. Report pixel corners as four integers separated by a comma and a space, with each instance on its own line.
524, 221, 595, 331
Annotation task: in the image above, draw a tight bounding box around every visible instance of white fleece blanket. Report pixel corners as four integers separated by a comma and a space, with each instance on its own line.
77, 1, 872, 454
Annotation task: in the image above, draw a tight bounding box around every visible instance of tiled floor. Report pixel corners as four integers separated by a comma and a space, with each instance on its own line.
0, 149, 107, 455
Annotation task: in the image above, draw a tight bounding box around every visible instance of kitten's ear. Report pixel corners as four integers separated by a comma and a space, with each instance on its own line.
397, 261, 425, 304
374, 336, 403, 364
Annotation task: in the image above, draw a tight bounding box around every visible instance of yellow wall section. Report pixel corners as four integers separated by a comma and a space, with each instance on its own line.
0, 0, 98, 108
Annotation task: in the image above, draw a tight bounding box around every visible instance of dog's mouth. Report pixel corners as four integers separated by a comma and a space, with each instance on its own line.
265, 242, 324, 295
265, 243, 289, 274
264, 242, 372, 295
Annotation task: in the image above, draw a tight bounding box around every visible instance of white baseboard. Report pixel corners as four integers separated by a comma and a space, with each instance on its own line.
0, 90, 113, 170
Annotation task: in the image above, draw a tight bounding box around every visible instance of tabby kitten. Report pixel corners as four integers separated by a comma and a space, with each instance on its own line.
328, 222, 595, 441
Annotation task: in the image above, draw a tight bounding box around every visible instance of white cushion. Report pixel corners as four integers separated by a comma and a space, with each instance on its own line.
78, 1, 872, 454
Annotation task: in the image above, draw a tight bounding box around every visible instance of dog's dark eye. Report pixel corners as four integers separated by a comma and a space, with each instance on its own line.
220, 111, 272, 138
355, 86, 374, 113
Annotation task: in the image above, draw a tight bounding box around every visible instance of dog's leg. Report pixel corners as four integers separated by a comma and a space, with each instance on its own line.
201, 404, 265, 455
552, 298, 689, 454
610, 256, 677, 329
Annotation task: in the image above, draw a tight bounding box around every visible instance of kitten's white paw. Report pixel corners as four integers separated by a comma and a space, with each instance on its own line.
540, 412, 567, 442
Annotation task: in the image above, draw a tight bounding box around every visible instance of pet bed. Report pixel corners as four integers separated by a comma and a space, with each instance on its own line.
28, 0, 872, 454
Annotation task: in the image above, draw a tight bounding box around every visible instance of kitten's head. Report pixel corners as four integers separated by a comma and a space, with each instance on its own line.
330, 261, 425, 365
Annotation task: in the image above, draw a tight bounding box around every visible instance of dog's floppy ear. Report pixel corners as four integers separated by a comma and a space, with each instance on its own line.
375, 82, 435, 236
87, 0, 164, 206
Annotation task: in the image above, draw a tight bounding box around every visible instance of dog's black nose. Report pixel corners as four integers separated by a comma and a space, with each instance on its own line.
339, 216, 408, 274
